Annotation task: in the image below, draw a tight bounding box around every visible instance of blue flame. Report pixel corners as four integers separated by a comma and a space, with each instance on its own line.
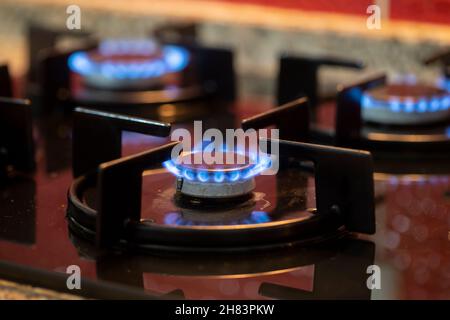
228, 171, 240, 182
417, 99, 427, 113
437, 77, 450, 92
163, 160, 180, 176
387, 174, 450, 186
197, 171, 209, 182
361, 95, 372, 109
404, 98, 414, 113
213, 171, 225, 183
362, 92, 450, 113
442, 96, 450, 110
251, 211, 271, 223
183, 169, 195, 181
389, 98, 401, 112
68, 39, 190, 80
162, 150, 271, 184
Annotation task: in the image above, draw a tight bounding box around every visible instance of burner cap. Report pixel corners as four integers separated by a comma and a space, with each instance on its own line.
361, 83, 450, 125
163, 150, 271, 199
176, 177, 256, 199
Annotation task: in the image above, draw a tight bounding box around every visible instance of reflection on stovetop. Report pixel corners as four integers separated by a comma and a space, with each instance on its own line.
0, 97, 448, 299
375, 176, 450, 299
0, 174, 35, 244
70, 234, 374, 300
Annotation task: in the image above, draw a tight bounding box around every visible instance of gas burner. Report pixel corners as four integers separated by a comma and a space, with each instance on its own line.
163, 150, 271, 199
272, 55, 450, 172
66, 108, 375, 252
35, 23, 236, 112
68, 39, 190, 90
361, 83, 450, 125
0, 65, 35, 178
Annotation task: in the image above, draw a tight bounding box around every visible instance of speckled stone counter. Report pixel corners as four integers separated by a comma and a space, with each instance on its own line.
0, 279, 81, 300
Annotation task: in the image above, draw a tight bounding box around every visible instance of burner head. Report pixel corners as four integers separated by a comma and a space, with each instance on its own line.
68, 38, 190, 90
163, 150, 271, 199
361, 83, 450, 125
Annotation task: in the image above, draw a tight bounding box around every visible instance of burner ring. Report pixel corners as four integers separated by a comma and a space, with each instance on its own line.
66, 173, 346, 253
361, 84, 450, 125
310, 74, 450, 164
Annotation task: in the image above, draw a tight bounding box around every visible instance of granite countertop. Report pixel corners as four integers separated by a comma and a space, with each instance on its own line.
0, 279, 81, 300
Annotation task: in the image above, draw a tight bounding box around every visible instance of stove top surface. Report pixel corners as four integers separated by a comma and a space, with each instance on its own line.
0, 97, 449, 300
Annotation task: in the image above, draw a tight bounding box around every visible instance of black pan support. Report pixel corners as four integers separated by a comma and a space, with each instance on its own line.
0, 96, 35, 178
28, 24, 93, 84
192, 45, 236, 102
423, 48, 450, 78
277, 55, 364, 106
72, 107, 171, 178
242, 97, 310, 141
38, 41, 98, 113
335, 73, 387, 145
242, 101, 375, 235
151, 22, 235, 101
0, 65, 13, 97
95, 142, 177, 248
152, 22, 198, 46
271, 139, 375, 235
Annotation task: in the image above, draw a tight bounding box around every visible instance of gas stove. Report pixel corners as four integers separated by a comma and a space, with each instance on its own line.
276, 54, 450, 175
0, 23, 449, 301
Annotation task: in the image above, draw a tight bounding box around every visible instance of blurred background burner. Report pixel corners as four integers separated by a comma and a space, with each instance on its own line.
164, 149, 271, 199
361, 83, 450, 125
68, 38, 190, 90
